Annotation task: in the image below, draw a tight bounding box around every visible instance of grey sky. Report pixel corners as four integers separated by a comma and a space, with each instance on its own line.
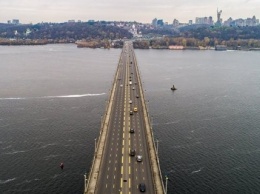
0, 0, 259, 24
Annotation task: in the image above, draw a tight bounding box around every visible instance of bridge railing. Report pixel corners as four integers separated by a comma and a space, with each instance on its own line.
132, 48, 166, 194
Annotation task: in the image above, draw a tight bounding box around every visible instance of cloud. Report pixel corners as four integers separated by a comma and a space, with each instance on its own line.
0, 0, 259, 23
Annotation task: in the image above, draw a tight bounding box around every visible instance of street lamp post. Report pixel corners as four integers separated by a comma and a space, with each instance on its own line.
165, 175, 169, 194
151, 116, 153, 129
94, 138, 97, 153
156, 139, 159, 155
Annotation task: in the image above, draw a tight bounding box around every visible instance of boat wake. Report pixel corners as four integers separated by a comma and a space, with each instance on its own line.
0, 93, 106, 100
43, 93, 106, 98
0, 178, 16, 184
191, 167, 204, 174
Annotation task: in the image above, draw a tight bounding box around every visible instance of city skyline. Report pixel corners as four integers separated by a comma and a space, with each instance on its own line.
0, 0, 260, 24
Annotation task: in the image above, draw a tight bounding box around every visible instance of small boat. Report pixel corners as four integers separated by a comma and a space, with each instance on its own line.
60, 163, 64, 170
171, 85, 177, 90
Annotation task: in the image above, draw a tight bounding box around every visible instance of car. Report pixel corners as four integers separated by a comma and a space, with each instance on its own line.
130, 128, 135, 133
132, 87, 135, 90
136, 155, 142, 162
136, 95, 139, 98
130, 149, 136, 156
120, 84, 123, 87
139, 183, 146, 192
134, 107, 138, 112
129, 100, 132, 104
130, 111, 133, 115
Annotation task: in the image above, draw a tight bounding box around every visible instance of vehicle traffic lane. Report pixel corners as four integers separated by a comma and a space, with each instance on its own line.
95, 51, 127, 194
129, 49, 155, 193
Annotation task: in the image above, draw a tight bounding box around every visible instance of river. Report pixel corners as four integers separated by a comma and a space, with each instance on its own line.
0, 44, 260, 194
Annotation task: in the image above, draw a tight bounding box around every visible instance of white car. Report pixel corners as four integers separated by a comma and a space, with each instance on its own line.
136, 155, 143, 162
129, 100, 132, 104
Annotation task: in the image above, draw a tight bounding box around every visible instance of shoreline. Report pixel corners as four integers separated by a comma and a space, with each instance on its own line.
0, 40, 259, 51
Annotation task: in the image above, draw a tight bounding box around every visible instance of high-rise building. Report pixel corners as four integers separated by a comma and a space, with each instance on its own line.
173, 19, 179, 26
152, 18, 158, 27
195, 17, 213, 25
157, 19, 164, 26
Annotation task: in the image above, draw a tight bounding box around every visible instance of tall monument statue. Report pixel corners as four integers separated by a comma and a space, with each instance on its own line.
216, 8, 222, 26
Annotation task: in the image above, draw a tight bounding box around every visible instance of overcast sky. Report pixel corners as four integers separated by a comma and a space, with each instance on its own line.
0, 0, 260, 24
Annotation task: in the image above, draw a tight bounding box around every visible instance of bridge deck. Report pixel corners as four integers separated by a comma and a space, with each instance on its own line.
84, 42, 164, 194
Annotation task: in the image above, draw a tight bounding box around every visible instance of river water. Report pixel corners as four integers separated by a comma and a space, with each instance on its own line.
0, 44, 260, 194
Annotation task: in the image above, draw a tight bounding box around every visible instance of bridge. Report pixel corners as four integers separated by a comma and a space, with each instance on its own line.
84, 42, 165, 194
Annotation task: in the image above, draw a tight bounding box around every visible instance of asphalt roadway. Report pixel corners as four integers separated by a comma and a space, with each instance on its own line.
95, 42, 155, 194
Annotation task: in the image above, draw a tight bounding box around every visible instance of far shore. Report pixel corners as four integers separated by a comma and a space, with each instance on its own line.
1, 39, 260, 51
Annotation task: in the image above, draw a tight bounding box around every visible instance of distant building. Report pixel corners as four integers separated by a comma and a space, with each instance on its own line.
151, 18, 164, 27
223, 17, 233, 26
68, 20, 75, 23
188, 20, 193, 25
195, 17, 213, 25
223, 16, 259, 27
173, 19, 179, 27
157, 19, 164, 27
152, 18, 158, 27
12, 19, 19, 25
25, 28, 32, 36
169, 45, 184, 50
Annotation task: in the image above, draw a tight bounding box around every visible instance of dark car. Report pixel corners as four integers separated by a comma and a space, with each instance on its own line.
130, 149, 136, 156
136, 95, 139, 98
139, 183, 146, 192
130, 128, 135, 133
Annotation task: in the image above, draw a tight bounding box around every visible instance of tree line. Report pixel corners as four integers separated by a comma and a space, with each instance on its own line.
0, 22, 132, 43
